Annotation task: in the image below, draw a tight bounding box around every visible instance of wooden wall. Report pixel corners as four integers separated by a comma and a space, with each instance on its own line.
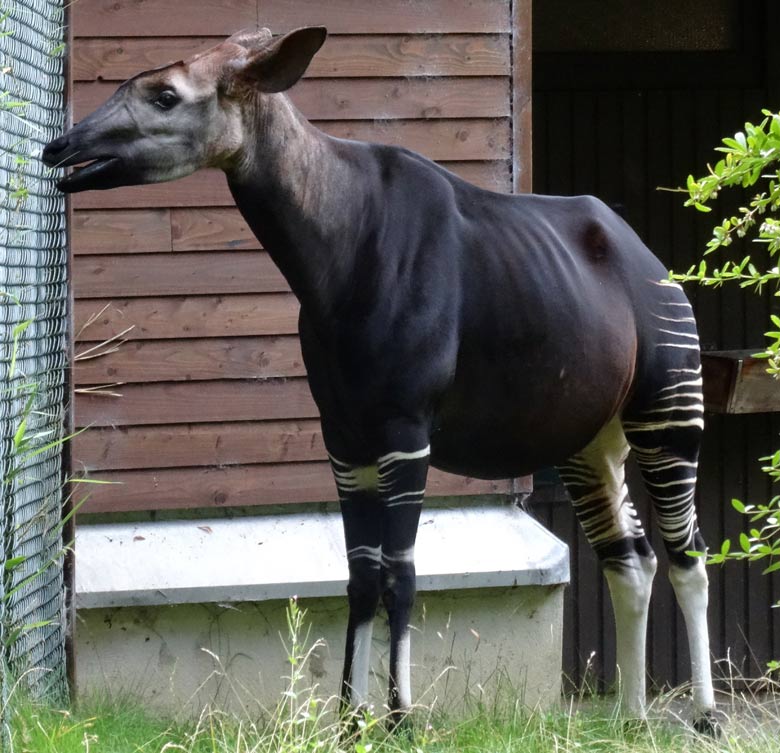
68, 0, 531, 514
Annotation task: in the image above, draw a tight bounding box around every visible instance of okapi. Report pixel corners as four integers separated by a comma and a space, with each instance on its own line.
43, 27, 717, 731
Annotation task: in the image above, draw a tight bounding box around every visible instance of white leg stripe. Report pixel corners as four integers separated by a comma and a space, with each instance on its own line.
604, 556, 657, 717
350, 620, 374, 707
381, 546, 415, 565
395, 627, 413, 709
657, 329, 700, 340
377, 446, 431, 467
669, 560, 715, 712
347, 545, 382, 563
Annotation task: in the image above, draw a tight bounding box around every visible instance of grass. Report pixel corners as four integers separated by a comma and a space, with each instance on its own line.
7, 690, 780, 753
6, 599, 780, 752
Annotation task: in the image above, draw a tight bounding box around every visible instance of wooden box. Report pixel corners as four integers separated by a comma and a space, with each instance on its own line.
701, 350, 780, 413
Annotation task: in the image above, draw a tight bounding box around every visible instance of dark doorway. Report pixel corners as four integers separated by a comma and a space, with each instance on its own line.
531, 0, 780, 693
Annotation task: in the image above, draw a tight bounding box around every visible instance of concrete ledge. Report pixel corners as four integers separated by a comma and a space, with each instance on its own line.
76, 504, 570, 609
75, 504, 570, 715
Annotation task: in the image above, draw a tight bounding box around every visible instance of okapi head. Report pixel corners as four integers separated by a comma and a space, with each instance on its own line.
42, 26, 327, 191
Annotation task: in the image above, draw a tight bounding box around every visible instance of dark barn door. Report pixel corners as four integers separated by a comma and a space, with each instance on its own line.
531, 0, 780, 692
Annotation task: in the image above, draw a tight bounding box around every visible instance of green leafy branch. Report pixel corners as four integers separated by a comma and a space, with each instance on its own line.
671, 110, 780, 374
676, 112, 780, 656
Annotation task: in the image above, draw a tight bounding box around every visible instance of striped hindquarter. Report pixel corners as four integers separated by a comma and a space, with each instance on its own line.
556, 288, 714, 725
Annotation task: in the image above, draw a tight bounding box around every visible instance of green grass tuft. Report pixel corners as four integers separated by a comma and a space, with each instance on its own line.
7, 599, 780, 752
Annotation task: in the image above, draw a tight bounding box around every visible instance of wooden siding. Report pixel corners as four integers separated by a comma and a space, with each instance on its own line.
70, 0, 531, 513
531, 0, 780, 690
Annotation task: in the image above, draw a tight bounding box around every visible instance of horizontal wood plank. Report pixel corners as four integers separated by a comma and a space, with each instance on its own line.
72, 170, 232, 210
72, 209, 172, 253
72, 208, 258, 255
171, 208, 259, 252
75, 76, 510, 122
75, 379, 318, 427
326, 119, 510, 161
73, 252, 288, 298
75, 294, 300, 341
73, 419, 326, 471
71, 159, 510, 210
73, 35, 510, 83
72, 1, 511, 37
75, 461, 512, 513
74, 336, 305, 384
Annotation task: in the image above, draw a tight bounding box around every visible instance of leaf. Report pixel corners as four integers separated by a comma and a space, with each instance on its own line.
732, 498, 746, 513
739, 532, 751, 552
762, 560, 780, 575
12, 416, 28, 450
721, 539, 731, 556
4, 556, 26, 571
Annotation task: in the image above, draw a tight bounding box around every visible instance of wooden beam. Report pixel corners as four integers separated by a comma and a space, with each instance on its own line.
74, 461, 512, 514
74, 294, 300, 341
512, 0, 533, 193
74, 336, 306, 384
72, 0, 511, 37
75, 379, 319, 428
73, 252, 289, 298
73, 420, 326, 470
75, 77, 511, 122
72, 34, 510, 82
72, 209, 172, 254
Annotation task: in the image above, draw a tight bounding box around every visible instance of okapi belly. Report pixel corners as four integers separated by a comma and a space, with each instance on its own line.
429, 409, 612, 480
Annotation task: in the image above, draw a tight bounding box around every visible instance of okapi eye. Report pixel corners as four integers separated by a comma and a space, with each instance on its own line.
154, 90, 179, 110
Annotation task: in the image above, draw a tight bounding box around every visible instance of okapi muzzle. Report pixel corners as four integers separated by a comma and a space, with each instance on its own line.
42, 93, 147, 192
43, 24, 719, 734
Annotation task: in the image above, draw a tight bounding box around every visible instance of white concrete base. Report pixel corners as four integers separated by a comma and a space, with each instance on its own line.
74, 504, 569, 717
76, 586, 565, 717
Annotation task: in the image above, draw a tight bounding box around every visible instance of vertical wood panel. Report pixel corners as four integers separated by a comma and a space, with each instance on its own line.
512, 0, 533, 192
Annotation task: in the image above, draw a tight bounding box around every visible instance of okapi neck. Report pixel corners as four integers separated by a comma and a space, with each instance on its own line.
225, 93, 364, 321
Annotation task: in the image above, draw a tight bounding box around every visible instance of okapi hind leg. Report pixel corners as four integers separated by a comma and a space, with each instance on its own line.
623, 375, 717, 734
556, 417, 657, 720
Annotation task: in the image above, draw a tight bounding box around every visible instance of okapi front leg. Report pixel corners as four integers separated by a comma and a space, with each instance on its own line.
332, 457, 382, 711
377, 447, 429, 720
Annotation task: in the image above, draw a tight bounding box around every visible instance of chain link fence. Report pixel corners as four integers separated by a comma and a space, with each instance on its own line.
0, 0, 68, 726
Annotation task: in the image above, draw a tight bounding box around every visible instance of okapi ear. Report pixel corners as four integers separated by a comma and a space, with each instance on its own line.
226, 27, 273, 51
239, 26, 327, 93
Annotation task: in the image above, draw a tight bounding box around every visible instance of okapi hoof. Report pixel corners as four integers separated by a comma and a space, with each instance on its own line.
692, 710, 721, 738
386, 706, 413, 734
338, 704, 375, 743
621, 717, 650, 738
